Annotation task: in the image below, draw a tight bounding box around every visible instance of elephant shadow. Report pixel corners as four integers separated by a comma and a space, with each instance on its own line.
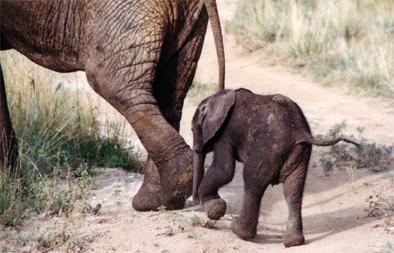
249, 205, 380, 245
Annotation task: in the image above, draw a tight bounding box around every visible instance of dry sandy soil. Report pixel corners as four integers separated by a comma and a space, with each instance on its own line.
1, 1, 394, 252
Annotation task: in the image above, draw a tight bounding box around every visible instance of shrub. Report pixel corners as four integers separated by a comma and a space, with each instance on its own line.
316, 122, 393, 173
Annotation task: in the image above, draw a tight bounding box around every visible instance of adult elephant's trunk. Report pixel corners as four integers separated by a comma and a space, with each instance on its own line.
203, 0, 225, 90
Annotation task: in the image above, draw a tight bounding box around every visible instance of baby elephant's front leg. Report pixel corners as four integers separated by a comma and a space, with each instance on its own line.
203, 198, 227, 220
199, 163, 231, 220
199, 142, 235, 220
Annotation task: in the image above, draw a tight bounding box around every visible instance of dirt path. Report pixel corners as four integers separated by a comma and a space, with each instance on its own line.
84, 1, 394, 253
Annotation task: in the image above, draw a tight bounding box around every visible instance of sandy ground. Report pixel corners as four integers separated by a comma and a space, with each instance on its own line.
88, 1, 393, 252
1, 1, 394, 252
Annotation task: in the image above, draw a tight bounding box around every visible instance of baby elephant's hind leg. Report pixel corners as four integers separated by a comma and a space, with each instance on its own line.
230, 161, 270, 239
282, 144, 311, 247
199, 139, 235, 220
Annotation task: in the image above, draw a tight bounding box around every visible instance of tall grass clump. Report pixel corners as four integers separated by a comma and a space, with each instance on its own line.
9, 79, 140, 174
0, 52, 141, 225
230, 0, 394, 97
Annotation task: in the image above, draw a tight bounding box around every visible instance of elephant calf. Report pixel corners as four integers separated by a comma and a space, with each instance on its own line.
191, 88, 361, 247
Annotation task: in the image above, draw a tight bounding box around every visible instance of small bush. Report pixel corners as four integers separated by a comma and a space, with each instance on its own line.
316, 122, 393, 173
190, 215, 202, 226
319, 156, 334, 176
366, 194, 394, 234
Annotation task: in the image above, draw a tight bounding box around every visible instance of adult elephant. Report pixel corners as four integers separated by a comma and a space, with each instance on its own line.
0, 0, 225, 211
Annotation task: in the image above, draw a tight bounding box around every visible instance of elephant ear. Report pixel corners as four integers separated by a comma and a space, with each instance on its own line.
199, 90, 236, 147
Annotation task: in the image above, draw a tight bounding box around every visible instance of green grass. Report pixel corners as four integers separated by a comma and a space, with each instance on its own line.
229, 0, 394, 97
9, 82, 140, 176
0, 51, 142, 226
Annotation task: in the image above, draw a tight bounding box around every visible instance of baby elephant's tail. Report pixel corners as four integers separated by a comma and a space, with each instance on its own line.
298, 136, 362, 149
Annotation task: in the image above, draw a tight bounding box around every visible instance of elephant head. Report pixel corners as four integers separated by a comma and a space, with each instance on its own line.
191, 90, 235, 204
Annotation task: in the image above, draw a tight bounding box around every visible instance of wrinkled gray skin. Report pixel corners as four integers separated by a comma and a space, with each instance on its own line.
0, 0, 225, 211
192, 89, 361, 247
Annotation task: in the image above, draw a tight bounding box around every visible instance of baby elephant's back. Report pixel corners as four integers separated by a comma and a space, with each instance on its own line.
230, 89, 311, 156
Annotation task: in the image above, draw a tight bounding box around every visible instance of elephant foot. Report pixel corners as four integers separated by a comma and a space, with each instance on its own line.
132, 185, 162, 211
132, 159, 163, 211
132, 183, 186, 211
133, 150, 192, 211
230, 217, 257, 239
159, 148, 193, 210
132, 181, 163, 211
132, 146, 194, 212
203, 198, 226, 220
282, 231, 305, 248
161, 195, 187, 210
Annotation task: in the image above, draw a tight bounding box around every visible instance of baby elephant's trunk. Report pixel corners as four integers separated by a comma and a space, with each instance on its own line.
192, 151, 206, 205
299, 136, 362, 149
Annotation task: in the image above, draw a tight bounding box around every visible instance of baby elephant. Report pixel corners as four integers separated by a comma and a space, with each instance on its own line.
192, 88, 360, 247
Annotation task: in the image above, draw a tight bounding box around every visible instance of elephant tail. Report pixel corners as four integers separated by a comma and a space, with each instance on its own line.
204, 0, 225, 90
297, 135, 362, 149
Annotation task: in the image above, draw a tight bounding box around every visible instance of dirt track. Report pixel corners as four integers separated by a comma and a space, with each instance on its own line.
85, 1, 394, 252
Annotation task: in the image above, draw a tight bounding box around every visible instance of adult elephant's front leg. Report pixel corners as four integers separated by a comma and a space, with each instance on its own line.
85, 14, 209, 211
133, 13, 209, 211
86, 62, 193, 210
0, 63, 18, 172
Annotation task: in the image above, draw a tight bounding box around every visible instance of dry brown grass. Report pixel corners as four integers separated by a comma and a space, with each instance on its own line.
230, 0, 394, 97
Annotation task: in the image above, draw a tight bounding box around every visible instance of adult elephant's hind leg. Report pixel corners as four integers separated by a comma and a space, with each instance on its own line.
0, 63, 18, 172
281, 144, 311, 247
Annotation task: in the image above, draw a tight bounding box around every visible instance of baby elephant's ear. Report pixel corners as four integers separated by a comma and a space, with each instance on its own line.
201, 90, 236, 146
